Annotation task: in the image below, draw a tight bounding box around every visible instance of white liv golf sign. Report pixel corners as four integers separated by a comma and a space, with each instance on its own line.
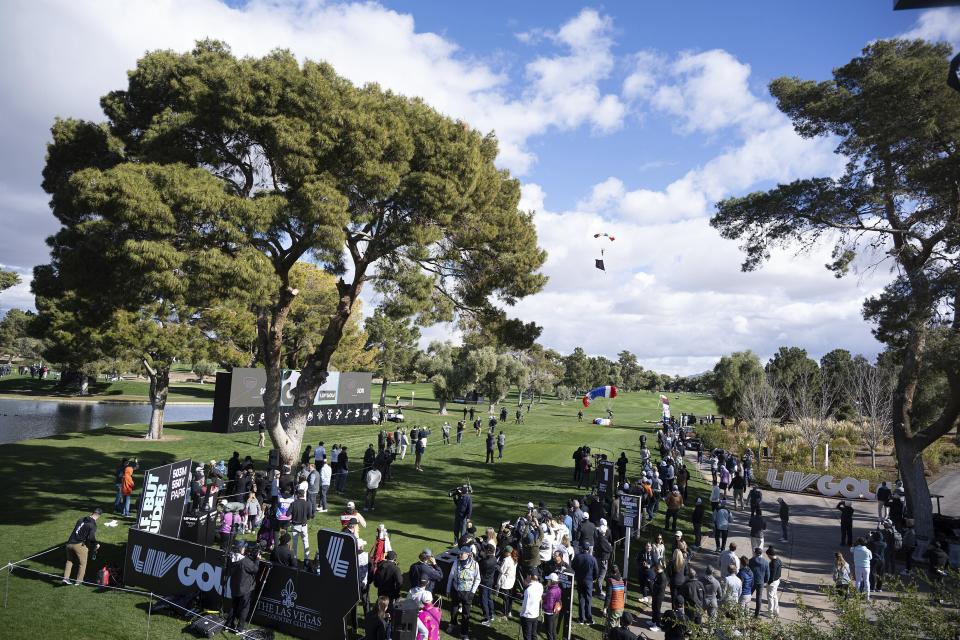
766, 468, 890, 500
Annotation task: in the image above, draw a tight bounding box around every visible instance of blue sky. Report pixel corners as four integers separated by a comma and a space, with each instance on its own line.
1, 1, 957, 373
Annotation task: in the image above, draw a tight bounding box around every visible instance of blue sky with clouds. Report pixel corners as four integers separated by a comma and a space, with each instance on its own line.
1, 1, 958, 373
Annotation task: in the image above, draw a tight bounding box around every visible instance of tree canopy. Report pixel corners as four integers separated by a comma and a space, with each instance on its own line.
37, 41, 546, 459
711, 39, 960, 540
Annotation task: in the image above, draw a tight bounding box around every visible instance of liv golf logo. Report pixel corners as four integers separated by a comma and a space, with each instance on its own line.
130, 545, 180, 578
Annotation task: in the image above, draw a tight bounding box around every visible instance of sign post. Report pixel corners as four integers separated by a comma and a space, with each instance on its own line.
619, 494, 639, 591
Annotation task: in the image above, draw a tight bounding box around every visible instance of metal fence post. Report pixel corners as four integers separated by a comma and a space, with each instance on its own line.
3, 563, 11, 609
145, 592, 153, 640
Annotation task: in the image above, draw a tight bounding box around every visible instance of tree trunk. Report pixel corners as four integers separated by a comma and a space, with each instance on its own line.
488, 402, 496, 414
870, 448, 877, 469
379, 376, 389, 408
282, 270, 367, 468
810, 444, 817, 467
258, 285, 298, 467
438, 399, 448, 415
144, 361, 169, 440
893, 432, 934, 546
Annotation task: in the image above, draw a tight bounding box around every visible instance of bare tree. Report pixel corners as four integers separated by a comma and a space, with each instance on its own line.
848, 358, 894, 469
739, 373, 780, 461
789, 369, 837, 467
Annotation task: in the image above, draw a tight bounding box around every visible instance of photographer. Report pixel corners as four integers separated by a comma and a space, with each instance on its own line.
227, 541, 260, 633
452, 485, 473, 546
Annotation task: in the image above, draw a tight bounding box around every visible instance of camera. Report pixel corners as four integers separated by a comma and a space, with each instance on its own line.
448, 482, 473, 497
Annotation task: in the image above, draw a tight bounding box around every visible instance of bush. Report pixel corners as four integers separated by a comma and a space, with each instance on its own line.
192, 360, 217, 383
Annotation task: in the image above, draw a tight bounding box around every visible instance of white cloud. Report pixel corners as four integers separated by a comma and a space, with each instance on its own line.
900, 7, 960, 47
648, 49, 780, 134
0, 2, 630, 303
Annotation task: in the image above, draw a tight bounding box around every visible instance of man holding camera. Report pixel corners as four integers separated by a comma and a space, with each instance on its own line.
452, 486, 473, 546
62, 507, 101, 585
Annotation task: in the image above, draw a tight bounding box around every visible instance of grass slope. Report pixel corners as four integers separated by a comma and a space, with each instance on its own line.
0, 383, 717, 640
0, 373, 214, 402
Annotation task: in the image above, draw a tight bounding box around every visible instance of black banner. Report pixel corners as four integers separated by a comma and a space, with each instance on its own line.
125, 528, 361, 640
227, 403, 373, 433
135, 459, 192, 538
125, 527, 232, 598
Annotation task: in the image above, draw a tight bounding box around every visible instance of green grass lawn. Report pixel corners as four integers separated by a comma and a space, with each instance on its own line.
0, 383, 717, 640
0, 373, 215, 402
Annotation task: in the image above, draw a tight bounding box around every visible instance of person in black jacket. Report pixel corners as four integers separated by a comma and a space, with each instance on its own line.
365, 596, 391, 640
270, 532, 296, 567
478, 544, 498, 624
648, 563, 667, 632
777, 498, 789, 542
571, 543, 598, 624
691, 498, 705, 549
837, 501, 854, 547
63, 508, 101, 585
409, 549, 443, 593
661, 596, 688, 640
228, 542, 260, 632
374, 551, 403, 605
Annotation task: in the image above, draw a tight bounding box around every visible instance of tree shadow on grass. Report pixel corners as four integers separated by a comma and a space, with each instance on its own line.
0, 442, 179, 528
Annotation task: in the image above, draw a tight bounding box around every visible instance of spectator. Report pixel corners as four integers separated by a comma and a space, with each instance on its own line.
851, 537, 873, 600
446, 546, 480, 640
542, 573, 563, 640
777, 498, 789, 542
519, 573, 543, 640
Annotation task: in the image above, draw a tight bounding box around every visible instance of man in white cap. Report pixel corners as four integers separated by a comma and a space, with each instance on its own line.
340, 501, 367, 529
446, 546, 480, 640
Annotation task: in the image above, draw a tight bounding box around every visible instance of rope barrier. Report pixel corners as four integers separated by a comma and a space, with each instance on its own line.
5, 563, 249, 636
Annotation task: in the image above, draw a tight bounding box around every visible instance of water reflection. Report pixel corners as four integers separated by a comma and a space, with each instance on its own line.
0, 398, 212, 444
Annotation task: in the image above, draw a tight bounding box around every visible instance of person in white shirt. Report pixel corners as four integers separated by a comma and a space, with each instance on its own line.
721, 566, 742, 607
399, 431, 409, 460
519, 573, 543, 640
364, 467, 383, 511
318, 460, 332, 512
314, 441, 326, 464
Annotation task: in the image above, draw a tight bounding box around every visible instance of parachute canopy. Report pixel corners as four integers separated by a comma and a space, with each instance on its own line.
583, 385, 618, 407
593, 233, 615, 241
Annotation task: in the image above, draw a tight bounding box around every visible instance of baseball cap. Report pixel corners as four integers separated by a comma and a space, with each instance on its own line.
348, 517, 358, 526
459, 546, 473, 555
599, 518, 607, 527
92, 507, 103, 515
527, 502, 535, 509
503, 545, 513, 553
675, 531, 682, 538
546, 573, 559, 581
346, 501, 355, 509
386, 551, 397, 560
415, 590, 433, 605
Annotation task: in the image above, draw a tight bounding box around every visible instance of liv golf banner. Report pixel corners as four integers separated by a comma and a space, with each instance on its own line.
135, 459, 192, 537
125, 527, 231, 598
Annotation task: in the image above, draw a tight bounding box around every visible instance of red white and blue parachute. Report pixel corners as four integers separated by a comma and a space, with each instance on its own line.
583, 385, 618, 407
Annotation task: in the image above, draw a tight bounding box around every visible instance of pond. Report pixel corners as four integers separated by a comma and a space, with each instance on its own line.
0, 397, 212, 444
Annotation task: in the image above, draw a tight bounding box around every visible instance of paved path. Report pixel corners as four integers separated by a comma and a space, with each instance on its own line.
621, 454, 903, 637
929, 467, 960, 518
